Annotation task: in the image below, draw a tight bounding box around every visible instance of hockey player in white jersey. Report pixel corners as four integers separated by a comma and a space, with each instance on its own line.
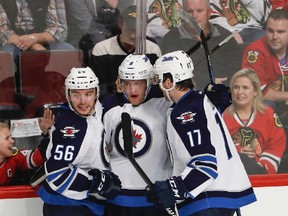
101, 54, 173, 216
37, 67, 122, 216
146, 50, 257, 216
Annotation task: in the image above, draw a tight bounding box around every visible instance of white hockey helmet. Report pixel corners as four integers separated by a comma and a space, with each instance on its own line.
65, 67, 99, 116
65, 67, 99, 97
118, 54, 153, 82
153, 50, 194, 85
118, 54, 153, 99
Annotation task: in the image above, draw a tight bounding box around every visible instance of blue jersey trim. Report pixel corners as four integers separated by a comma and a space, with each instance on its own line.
189, 155, 217, 164
201, 167, 218, 179
47, 169, 67, 182
38, 186, 105, 216
108, 194, 155, 207
56, 167, 77, 194
178, 194, 257, 216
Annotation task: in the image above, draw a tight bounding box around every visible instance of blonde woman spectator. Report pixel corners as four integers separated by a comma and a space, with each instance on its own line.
223, 68, 286, 174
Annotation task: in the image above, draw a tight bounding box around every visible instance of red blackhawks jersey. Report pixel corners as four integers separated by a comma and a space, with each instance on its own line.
223, 106, 286, 174
242, 37, 288, 94
0, 148, 44, 185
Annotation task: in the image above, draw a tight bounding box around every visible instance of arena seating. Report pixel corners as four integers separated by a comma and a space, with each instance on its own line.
0, 51, 22, 120
19, 50, 83, 118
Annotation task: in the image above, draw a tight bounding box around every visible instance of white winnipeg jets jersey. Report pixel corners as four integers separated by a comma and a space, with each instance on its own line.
38, 102, 107, 215
102, 94, 173, 207
166, 90, 256, 215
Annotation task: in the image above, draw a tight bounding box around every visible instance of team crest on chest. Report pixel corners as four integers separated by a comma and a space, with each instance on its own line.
60, 126, 80, 138
247, 50, 259, 63
177, 111, 196, 123
115, 119, 151, 158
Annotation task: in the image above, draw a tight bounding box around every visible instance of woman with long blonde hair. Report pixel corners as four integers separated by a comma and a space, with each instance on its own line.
223, 68, 286, 174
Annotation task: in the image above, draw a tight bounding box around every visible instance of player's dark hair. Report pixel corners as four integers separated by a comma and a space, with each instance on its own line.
163, 73, 195, 91
163, 73, 173, 82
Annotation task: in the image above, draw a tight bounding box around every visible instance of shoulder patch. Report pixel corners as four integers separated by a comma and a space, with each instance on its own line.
274, 113, 283, 128
176, 111, 196, 124
247, 50, 259, 63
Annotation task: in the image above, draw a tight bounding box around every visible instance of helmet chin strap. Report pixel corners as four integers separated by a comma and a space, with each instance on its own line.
159, 82, 175, 102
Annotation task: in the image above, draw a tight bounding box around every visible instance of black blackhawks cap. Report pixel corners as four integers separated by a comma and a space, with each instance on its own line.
121, 5, 137, 29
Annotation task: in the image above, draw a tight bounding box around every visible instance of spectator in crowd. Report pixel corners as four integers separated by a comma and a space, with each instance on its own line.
209, 0, 272, 44
0, 0, 75, 93
146, 0, 183, 45
90, 5, 162, 97
285, 1, 288, 9
147, 50, 256, 216
102, 54, 172, 216
0, 0, 74, 61
0, 122, 43, 185
65, 0, 119, 49
65, 0, 130, 66
37, 67, 121, 216
269, 0, 288, 10
242, 9, 288, 128
223, 68, 286, 174
66, 0, 134, 48
160, 0, 242, 91
0, 109, 54, 185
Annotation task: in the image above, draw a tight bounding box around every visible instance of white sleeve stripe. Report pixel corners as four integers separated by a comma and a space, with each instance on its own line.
261, 152, 281, 162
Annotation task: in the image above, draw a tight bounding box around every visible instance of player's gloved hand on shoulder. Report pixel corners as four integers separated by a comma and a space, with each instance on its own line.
204, 83, 232, 113
146, 176, 187, 209
88, 169, 122, 199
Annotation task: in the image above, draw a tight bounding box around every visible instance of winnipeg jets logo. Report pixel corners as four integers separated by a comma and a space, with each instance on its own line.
60, 126, 80, 138
176, 111, 196, 123
115, 119, 151, 158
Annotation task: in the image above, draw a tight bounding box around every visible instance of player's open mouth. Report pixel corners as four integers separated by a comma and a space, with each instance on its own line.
78, 105, 90, 111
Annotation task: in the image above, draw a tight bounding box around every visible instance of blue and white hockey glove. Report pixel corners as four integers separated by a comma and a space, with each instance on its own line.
89, 169, 122, 199
146, 176, 187, 209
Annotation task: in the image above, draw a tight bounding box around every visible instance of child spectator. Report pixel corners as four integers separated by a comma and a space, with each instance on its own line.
0, 122, 45, 185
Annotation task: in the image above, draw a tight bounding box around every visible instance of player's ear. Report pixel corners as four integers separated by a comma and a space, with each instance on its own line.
118, 18, 124, 29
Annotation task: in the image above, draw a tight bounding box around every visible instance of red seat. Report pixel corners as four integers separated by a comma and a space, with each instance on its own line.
0, 52, 22, 120
19, 50, 83, 118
